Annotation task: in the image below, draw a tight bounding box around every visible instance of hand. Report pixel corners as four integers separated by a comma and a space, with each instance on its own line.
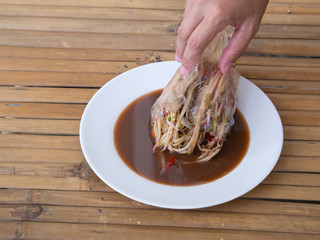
176, 0, 269, 75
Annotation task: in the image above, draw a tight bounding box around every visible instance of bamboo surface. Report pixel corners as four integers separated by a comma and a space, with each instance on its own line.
0, 0, 319, 239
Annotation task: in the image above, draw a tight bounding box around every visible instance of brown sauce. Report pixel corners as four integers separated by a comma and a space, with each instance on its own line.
114, 89, 250, 186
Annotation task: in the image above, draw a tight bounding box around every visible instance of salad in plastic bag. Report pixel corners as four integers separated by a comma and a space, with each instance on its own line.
151, 27, 240, 162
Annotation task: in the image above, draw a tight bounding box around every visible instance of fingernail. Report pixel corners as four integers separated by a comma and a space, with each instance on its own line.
180, 66, 189, 75
175, 55, 182, 63
224, 62, 232, 74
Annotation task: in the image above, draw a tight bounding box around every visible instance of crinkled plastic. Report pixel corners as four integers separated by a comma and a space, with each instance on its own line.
151, 27, 240, 162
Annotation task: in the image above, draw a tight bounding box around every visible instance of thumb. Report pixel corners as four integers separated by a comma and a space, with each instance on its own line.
220, 23, 258, 74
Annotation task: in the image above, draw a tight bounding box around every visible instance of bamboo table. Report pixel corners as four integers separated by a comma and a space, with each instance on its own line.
0, 0, 319, 239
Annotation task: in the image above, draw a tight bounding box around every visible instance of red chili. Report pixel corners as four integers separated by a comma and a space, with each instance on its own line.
205, 132, 215, 142
164, 156, 175, 171
160, 156, 175, 175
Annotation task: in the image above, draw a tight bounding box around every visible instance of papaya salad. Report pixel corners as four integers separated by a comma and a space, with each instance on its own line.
151, 27, 240, 163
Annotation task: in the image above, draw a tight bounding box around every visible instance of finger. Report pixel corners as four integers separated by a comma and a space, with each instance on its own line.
175, 9, 204, 63
181, 18, 225, 75
220, 22, 258, 74
184, 0, 196, 18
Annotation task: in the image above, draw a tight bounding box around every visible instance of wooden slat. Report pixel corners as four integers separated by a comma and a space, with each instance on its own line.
0, 0, 319, 14
0, 102, 85, 119
0, 222, 17, 239
0, 87, 97, 103
263, 172, 320, 187
0, 147, 83, 163
1, 16, 320, 40
1, 47, 320, 69
0, 71, 114, 87
0, 162, 82, 175
266, 2, 320, 14
17, 222, 319, 240
279, 110, 320, 127
0, 221, 304, 240
1, 189, 319, 217
1, 57, 320, 78
1, 5, 320, 26
0, 162, 76, 176
274, 156, 320, 173
1, 55, 320, 72
0, 46, 170, 62
0, 175, 110, 192
0, 4, 183, 21
2, 5, 320, 26
244, 185, 320, 201
0, 102, 86, 119
0, 0, 186, 9
282, 141, 320, 157
1, 30, 320, 56
0, 134, 80, 149
255, 25, 320, 40
246, 39, 320, 57
237, 65, 320, 81
1, 205, 320, 234
0, 30, 177, 50
0, 189, 29, 204
268, 93, 320, 111
0, 57, 144, 73
262, 13, 320, 25
252, 79, 320, 95
3, 206, 320, 235
0, 118, 80, 135
284, 126, 320, 140
238, 56, 320, 68
0, 16, 180, 35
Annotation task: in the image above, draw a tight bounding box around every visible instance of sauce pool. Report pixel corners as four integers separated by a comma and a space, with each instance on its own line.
114, 89, 250, 186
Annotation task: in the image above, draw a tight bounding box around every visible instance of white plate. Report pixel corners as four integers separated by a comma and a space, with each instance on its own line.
80, 61, 283, 209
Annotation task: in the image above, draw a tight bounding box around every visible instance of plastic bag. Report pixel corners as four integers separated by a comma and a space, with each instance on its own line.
151, 27, 240, 162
